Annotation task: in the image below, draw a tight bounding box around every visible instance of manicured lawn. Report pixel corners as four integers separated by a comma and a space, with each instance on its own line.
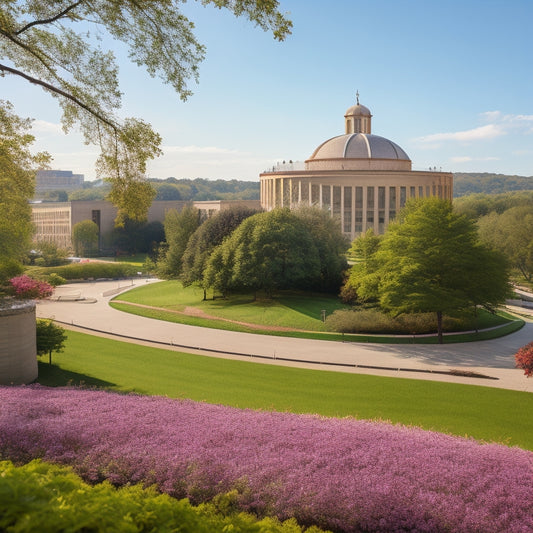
110, 280, 524, 343
38, 330, 533, 451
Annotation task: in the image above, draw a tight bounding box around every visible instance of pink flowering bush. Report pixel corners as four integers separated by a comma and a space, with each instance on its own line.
1, 386, 532, 533
8, 275, 53, 299
515, 341, 533, 377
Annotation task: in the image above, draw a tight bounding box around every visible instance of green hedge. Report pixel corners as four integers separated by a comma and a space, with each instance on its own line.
0, 460, 325, 533
325, 308, 481, 334
25, 262, 140, 281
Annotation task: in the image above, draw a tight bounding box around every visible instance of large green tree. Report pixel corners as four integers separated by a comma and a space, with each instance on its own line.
203, 209, 321, 297
181, 205, 259, 298
0, 100, 50, 282
355, 198, 511, 343
477, 205, 533, 282
341, 229, 382, 304
292, 206, 349, 293
0, 1, 291, 222
158, 205, 200, 278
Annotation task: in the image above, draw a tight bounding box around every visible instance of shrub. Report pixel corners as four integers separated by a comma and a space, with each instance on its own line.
325, 308, 475, 334
8, 275, 53, 299
515, 341, 533, 377
1, 386, 532, 533
0, 460, 322, 533
26, 262, 139, 281
46, 273, 67, 287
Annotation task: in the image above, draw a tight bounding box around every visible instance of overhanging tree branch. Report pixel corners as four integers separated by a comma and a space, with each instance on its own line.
15, 2, 84, 35
0, 62, 117, 131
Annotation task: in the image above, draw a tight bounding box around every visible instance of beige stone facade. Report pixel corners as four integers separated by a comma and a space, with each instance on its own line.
260, 98, 453, 240
31, 199, 261, 250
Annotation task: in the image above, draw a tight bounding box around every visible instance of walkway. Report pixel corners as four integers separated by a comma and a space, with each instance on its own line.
36, 279, 533, 393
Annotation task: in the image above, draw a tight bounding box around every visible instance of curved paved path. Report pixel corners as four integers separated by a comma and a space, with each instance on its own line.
36, 279, 533, 392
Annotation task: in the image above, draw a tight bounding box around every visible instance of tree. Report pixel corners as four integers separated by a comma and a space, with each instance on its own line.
341, 229, 382, 303
0, 2, 291, 222
36, 319, 67, 364
181, 205, 259, 298
515, 342, 533, 378
203, 209, 321, 297
357, 198, 511, 343
158, 205, 200, 278
477, 206, 533, 282
72, 220, 99, 256
0, 100, 50, 282
292, 206, 349, 293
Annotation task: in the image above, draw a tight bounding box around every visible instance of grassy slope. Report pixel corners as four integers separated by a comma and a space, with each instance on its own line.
110, 281, 523, 343
38, 330, 533, 451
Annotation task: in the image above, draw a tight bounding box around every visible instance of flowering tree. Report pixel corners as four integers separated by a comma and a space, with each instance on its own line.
515, 341, 533, 377
9, 275, 53, 300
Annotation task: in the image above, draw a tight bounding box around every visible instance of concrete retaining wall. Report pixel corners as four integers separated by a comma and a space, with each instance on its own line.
0, 301, 37, 385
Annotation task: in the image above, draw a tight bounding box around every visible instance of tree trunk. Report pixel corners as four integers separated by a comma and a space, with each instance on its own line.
49, 350, 52, 365
203, 288, 206, 301
436, 310, 443, 344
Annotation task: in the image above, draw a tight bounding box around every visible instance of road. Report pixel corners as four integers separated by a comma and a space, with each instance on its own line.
36, 278, 533, 392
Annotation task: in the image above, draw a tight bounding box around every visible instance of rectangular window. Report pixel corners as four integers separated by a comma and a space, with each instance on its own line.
301, 182, 309, 204
389, 187, 396, 210
419, 186, 424, 197
355, 186, 363, 209
400, 187, 406, 208
291, 180, 299, 206
378, 210, 385, 234
91, 210, 101, 230
333, 186, 341, 218
322, 185, 331, 212
343, 187, 352, 233
410, 186, 416, 198
311, 184, 320, 205
367, 186, 374, 210
283, 179, 290, 206
378, 186, 385, 209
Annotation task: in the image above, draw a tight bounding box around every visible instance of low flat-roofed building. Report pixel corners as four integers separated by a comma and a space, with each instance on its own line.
35, 170, 85, 196
31, 199, 261, 250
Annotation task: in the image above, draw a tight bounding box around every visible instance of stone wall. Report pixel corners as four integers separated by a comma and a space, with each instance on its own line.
0, 301, 37, 385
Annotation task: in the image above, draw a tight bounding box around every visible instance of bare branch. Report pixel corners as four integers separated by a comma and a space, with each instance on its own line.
16, 2, 84, 35
0, 62, 117, 131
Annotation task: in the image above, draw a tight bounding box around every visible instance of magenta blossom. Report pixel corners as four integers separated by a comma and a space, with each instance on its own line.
1, 385, 532, 533
8, 275, 53, 299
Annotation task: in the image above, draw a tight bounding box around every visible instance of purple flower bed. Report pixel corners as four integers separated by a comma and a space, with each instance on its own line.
1, 386, 532, 533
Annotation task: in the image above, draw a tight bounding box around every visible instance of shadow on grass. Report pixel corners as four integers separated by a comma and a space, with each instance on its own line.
37, 361, 116, 389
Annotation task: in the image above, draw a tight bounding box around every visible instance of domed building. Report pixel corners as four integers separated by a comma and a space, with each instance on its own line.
260, 96, 453, 240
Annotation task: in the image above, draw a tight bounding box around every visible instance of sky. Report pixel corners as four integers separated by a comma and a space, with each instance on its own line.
3, 0, 533, 182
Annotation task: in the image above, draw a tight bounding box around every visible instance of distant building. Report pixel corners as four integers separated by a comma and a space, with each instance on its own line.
260, 96, 453, 240
35, 170, 84, 196
31, 199, 261, 250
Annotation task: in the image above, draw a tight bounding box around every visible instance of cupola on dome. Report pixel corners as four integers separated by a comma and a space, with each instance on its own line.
306, 96, 412, 172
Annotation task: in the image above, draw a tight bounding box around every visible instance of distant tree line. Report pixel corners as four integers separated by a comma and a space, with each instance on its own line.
455, 191, 533, 283
453, 172, 533, 197
42, 177, 261, 203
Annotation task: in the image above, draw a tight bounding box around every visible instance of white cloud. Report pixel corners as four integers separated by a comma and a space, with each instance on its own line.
415, 124, 504, 144
413, 111, 533, 147
451, 156, 500, 163
162, 145, 243, 155
31, 120, 64, 134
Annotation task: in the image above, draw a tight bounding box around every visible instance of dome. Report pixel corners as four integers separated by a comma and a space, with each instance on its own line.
344, 104, 372, 117
309, 133, 410, 160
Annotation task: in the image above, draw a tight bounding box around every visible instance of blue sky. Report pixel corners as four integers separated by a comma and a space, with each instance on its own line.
3, 0, 533, 181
